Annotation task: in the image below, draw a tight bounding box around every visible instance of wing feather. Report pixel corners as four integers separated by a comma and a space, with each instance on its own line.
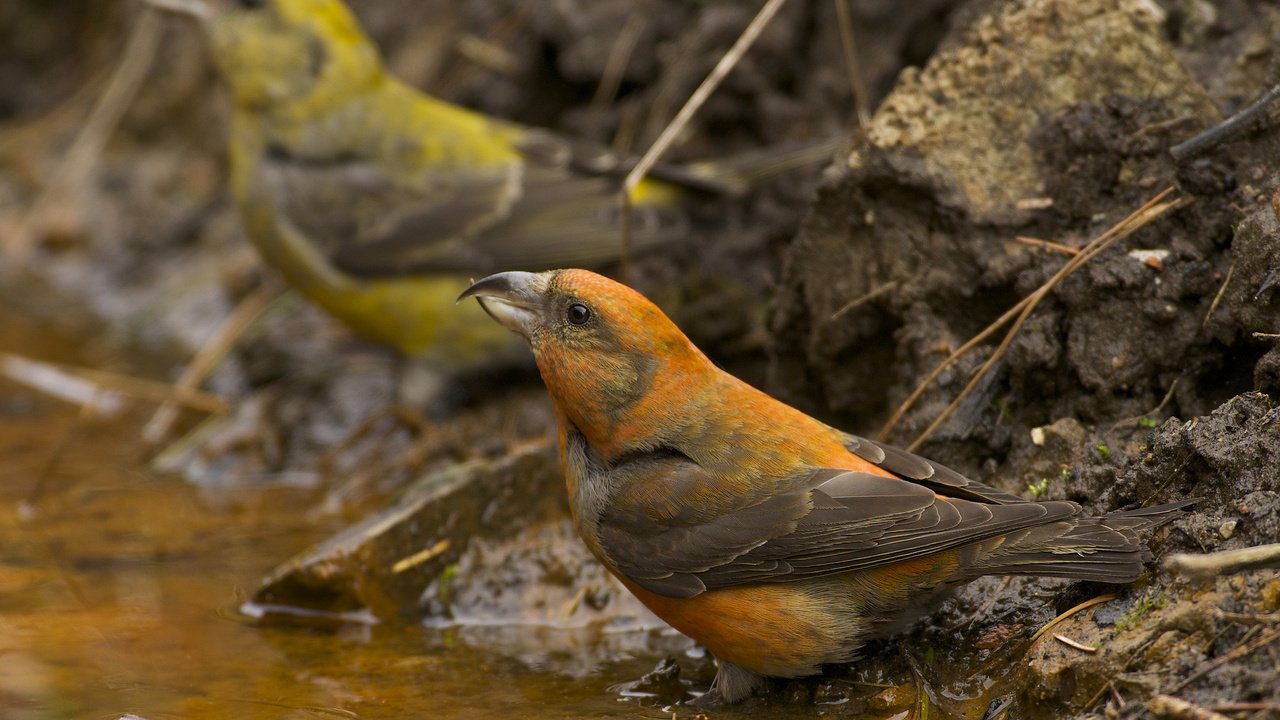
256, 132, 686, 278
594, 449, 1082, 599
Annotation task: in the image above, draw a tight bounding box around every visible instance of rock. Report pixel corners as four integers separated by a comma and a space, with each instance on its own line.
251, 440, 566, 621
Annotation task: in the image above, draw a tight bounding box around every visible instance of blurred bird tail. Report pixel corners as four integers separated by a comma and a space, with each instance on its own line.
649, 137, 843, 197
965, 500, 1194, 584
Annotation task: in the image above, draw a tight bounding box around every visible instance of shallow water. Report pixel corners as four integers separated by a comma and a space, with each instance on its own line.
0, 305, 692, 719
0, 302, 1006, 719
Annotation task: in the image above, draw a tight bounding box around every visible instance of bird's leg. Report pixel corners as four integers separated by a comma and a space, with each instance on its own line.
691, 660, 766, 706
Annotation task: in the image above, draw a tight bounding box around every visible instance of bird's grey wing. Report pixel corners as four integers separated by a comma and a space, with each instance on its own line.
594, 449, 1084, 599
259, 133, 687, 278
256, 141, 522, 276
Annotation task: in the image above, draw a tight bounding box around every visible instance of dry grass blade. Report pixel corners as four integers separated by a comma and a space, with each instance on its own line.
433, 2, 530, 98
24, 396, 103, 510
1148, 694, 1232, 720
1110, 376, 1180, 429
832, 0, 869, 126
876, 187, 1178, 447
621, 0, 791, 195
876, 286, 1033, 442
142, 284, 282, 445
1163, 543, 1280, 578
0, 352, 227, 413
1, 354, 126, 415
1168, 625, 1280, 693
1028, 594, 1114, 648
1053, 633, 1098, 653
830, 280, 897, 320
6, 7, 163, 259
618, 0, 791, 273
905, 188, 1182, 451
1201, 261, 1233, 329
1014, 236, 1079, 256
1170, 81, 1280, 162
585, 8, 651, 131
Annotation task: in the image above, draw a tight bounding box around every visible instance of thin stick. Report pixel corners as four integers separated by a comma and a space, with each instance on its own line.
1107, 680, 1126, 709
1148, 695, 1231, 720
1208, 702, 1280, 713
1201, 261, 1234, 329
433, 2, 530, 98
586, 9, 651, 129
1168, 625, 1280, 693
905, 191, 1182, 452
830, 280, 896, 320
1053, 634, 1098, 653
887, 190, 1175, 440
6, 7, 164, 258
1110, 376, 1180, 429
1014, 236, 1079, 256
617, 0, 790, 274
1170, 81, 1280, 162
1028, 594, 1114, 647
832, 0, 869, 126
876, 290, 1034, 441
619, 198, 634, 284
142, 285, 281, 445
1162, 543, 1280, 578
621, 0, 790, 195
0, 352, 227, 414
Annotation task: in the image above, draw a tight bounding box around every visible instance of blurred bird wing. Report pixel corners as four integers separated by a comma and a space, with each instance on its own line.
260, 131, 688, 278
597, 453, 1080, 599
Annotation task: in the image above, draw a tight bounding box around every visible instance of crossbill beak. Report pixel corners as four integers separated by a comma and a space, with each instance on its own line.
457, 271, 547, 337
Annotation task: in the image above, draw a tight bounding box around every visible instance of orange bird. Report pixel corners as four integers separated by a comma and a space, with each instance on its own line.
459, 269, 1186, 703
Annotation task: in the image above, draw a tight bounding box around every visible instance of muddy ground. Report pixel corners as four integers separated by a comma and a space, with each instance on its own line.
1, 0, 1278, 718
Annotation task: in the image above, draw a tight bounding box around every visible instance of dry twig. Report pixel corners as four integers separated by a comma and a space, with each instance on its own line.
898, 189, 1182, 451
1168, 625, 1280, 693
1111, 376, 1181, 430
1148, 694, 1232, 720
586, 8, 652, 132
1052, 634, 1097, 653
1163, 543, 1280, 579
1014, 236, 1079, 256
619, 0, 791, 274
1028, 594, 1115, 648
1201, 262, 1234, 330
1170, 82, 1280, 162
6, 7, 164, 259
832, 0, 869, 126
878, 188, 1180, 443
830, 281, 897, 320
0, 352, 227, 414
142, 284, 281, 445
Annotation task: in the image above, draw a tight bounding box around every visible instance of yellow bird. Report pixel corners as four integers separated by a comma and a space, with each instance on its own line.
157, 0, 833, 370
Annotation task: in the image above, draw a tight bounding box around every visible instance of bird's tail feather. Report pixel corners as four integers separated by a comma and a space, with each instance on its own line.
963, 500, 1192, 584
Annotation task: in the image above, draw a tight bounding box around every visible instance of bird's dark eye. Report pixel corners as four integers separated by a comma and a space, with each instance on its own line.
567, 303, 591, 325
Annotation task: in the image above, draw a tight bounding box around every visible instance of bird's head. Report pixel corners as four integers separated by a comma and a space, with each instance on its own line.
150, 0, 383, 114
460, 270, 710, 449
